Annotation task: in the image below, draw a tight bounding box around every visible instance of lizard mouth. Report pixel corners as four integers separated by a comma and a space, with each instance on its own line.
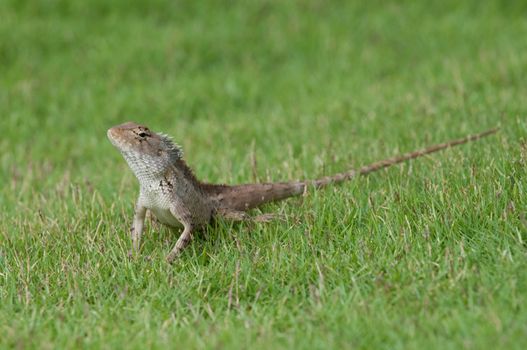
107, 128, 121, 148
107, 127, 138, 154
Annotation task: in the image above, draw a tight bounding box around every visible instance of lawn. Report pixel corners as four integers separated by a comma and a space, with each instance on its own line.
1, 0, 526, 348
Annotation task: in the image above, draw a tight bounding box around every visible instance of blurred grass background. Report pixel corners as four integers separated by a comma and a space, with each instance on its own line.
1, 0, 526, 349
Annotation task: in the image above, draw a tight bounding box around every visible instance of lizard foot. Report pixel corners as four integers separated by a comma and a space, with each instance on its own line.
253, 213, 282, 222
166, 251, 181, 263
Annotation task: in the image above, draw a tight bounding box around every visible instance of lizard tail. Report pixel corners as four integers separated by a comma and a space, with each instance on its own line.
210, 127, 499, 211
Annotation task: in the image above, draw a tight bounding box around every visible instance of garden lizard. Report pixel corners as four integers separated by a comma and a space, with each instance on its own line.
107, 122, 498, 262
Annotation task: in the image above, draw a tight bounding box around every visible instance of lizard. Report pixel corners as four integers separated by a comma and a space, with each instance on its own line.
107, 121, 498, 262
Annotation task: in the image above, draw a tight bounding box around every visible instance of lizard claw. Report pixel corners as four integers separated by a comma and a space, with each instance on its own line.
254, 213, 283, 222
166, 251, 179, 264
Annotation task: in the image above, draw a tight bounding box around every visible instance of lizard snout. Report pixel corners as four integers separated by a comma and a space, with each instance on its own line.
107, 127, 116, 141
107, 127, 122, 147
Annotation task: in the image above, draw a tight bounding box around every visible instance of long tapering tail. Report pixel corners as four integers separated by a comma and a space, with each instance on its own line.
209, 128, 499, 211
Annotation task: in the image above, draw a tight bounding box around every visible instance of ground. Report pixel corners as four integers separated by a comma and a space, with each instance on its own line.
1, 0, 526, 349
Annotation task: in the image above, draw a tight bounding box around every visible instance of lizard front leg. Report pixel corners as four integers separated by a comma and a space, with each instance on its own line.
166, 221, 194, 263
166, 205, 195, 263
131, 201, 147, 253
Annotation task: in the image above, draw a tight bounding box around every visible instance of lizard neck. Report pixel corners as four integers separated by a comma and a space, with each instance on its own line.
121, 149, 206, 195
121, 150, 168, 185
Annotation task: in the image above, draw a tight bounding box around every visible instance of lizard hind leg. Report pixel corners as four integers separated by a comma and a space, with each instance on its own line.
216, 208, 279, 223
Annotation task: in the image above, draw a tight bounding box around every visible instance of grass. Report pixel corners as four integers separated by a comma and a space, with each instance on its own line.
1, 0, 526, 348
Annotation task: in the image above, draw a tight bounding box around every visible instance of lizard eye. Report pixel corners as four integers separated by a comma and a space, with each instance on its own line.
138, 132, 148, 137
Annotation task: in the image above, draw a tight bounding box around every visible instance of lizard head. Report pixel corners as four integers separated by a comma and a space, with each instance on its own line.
107, 122, 182, 176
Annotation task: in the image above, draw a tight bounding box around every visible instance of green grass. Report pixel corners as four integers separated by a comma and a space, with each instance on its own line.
1, 0, 526, 348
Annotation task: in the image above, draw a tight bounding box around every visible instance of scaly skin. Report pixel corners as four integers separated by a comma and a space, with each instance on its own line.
107, 121, 498, 262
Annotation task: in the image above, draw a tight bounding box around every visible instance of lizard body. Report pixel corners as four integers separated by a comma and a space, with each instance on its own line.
107, 121, 498, 262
